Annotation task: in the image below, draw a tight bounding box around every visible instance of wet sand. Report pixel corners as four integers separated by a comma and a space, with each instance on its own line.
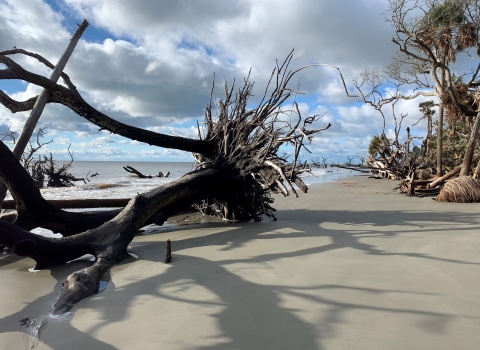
1, 175, 480, 349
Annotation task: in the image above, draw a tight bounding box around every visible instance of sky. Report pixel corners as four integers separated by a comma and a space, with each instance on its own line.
0, 0, 440, 163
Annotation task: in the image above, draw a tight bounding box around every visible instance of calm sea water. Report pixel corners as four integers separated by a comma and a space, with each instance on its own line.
5, 161, 353, 201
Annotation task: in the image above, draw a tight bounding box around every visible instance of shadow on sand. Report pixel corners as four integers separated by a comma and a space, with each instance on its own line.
1, 206, 480, 349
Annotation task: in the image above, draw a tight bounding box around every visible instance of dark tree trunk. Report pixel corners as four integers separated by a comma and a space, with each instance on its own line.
0, 55, 215, 155
123, 166, 152, 178
460, 110, 480, 177
0, 140, 121, 235
2, 198, 131, 210
0, 165, 242, 314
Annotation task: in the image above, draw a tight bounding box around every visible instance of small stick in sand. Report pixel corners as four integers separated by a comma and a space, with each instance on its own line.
165, 239, 172, 263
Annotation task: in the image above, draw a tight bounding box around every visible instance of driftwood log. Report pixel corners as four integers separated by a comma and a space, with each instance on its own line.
0, 49, 353, 314
165, 239, 172, 263
428, 153, 480, 188
123, 166, 152, 178
1, 198, 131, 210
0, 20, 88, 207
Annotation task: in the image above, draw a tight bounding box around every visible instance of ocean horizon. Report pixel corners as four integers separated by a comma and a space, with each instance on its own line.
5, 161, 354, 202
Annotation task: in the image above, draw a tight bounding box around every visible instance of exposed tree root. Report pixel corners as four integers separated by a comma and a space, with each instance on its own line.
436, 177, 480, 203
0, 48, 349, 314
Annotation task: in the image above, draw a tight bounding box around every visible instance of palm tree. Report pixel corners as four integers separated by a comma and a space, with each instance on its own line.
418, 100, 436, 155
422, 0, 478, 175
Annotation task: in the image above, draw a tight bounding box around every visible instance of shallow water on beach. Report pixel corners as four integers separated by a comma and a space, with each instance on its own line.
4, 161, 353, 201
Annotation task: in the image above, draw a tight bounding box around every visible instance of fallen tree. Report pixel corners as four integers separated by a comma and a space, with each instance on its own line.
1, 198, 131, 210
123, 165, 153, 178
0, 48, 351, 314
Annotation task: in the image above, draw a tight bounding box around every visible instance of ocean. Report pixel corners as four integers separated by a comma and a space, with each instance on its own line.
5, 161, 354, 201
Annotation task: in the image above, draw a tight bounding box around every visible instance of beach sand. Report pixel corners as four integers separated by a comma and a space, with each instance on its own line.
1, 175, 480, 349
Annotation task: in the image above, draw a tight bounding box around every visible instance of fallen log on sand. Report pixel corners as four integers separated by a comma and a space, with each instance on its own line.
428, 154, 480, 189
1, 198, 131, 210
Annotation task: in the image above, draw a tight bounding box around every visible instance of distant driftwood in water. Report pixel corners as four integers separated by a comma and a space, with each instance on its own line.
123, 166, 152, 178
156, 171, 170, 178
123, 166, 170, 178
330, 163, 370, 173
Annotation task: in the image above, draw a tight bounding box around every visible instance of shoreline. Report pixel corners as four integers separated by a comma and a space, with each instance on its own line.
1, 176, 480, 349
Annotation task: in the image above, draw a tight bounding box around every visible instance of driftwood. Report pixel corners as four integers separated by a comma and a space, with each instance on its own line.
427, 153, 480, 188
396, 153, 480, 197
2, 198, 131, 210
46, 172, 86, 187
156, 171, 170, 178
0, 49, 353, 314
123, 166, 152, 178
0, 21, 88, 207
413, 186, 442, 197
331, 164, 370, 173
0, 141, 122, 236
0, 165, 243, 314
165, 239, 172, 263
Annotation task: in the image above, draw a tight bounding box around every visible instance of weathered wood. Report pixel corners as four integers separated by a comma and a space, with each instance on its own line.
0, 165, 243, 314
0, 49, 343, 315
165, 239, 172, 263
12, 20, 88, 160
474, 159, 480, 179
0, 57, 215, 155
123, 166, 152, 178
0, 20, 88, 208
413, 179, 434, 185
293, 176, 308, 193
460, 110, 480, 176
428, 153, 480, 188
0, 140, 121, 235
2, 198, 131, 210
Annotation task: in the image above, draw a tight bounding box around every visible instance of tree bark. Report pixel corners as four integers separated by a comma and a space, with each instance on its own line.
459, 110, 480, 176
0, 165, 242, 314
2, 198, 131, 210
474, 159, 480, 179
436, 67, 445, 177
0, 20, 88, 208
0, 140, 121, 235
436, 106, 444, 176
0, 60, 215, 155
0, 48, 335, 315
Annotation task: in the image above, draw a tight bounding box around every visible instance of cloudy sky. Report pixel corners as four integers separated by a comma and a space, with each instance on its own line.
0, 0, 437, 162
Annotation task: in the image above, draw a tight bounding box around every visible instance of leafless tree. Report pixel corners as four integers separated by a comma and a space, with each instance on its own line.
346, 155, 355, 166
352, 73, 414, 168
310, 156, 328, 168
1, 127, 53, 187
356, 151, 368, 167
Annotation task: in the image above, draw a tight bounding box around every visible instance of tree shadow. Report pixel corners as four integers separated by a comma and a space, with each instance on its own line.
1, 207, 480, 349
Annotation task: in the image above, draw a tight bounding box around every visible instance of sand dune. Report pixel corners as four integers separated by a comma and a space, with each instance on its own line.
1, 176, 480, 349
